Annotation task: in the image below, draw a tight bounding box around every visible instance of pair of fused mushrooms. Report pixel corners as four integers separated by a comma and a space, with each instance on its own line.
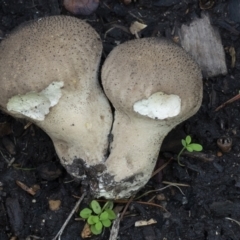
0, 16, 202, 199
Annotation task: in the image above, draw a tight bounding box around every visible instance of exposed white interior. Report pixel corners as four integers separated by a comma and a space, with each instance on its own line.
133, 91, 181, 119
7, 81, 64, 121
40, 81, 64, 107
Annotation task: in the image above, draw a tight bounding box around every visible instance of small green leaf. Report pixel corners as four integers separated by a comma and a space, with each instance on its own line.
80, 208, 92, 219
186, 146, 193, 152
181, 139, 187, 147
100, 211, 108, 220
102, 201, 114, 211
87, 215, 95, 225
185, 135, 192, 145
95, 221, 103, 231
90, 200, 102, 214
91, 224, 102, 235
102, 219, 111, 227
190, 143, 203, 151
92, 215, 100, 223
105, 209, 117, 220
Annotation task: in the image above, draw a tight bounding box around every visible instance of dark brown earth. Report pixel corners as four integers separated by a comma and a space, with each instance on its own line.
1, 0, 240, 239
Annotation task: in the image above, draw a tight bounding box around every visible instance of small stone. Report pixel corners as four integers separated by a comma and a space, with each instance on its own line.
156, 193, 166, 201
63, 0, 99, 15
217, 151, 223, 157
49, 200, 61, 211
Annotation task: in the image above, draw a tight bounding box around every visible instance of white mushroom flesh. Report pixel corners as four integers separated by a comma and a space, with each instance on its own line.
133, 91, 181, 119
7, 81, 64, 121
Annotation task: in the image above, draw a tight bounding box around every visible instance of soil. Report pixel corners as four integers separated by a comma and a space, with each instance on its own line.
1, 0, 240, 240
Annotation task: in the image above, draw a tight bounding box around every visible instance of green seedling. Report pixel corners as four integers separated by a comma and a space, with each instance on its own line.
80, 200, 116, 235
177, 135, 203, 166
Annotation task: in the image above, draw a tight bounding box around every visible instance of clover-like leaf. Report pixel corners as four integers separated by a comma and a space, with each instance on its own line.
95, 221, 103, 231
190, 143, 203, 151
90, 200, 102, 214
181, 139, 187, 147
102, 219, 111, 227
100, 211, 108, 221
186, 145, 193, 152
92, 215, 100, 224
87, 215, 95, 225
185, 135, 192, 145
105, 209, 116, 220
102, 201, 114, 211
91, 224, 102, 235
80, 208, 92, 219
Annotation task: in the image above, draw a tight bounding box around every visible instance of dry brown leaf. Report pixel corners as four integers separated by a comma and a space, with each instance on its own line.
81, 223, 92, 238
0, 122, 12, 137
229, 46, 236, 68
135, 218, 157, 227
129, 21, 147, 37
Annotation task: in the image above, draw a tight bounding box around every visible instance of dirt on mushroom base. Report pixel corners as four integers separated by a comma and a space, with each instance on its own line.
1, 0, 240, 240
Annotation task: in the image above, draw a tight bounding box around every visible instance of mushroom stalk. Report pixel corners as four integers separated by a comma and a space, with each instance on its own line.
35, 87, 111, 177
98, 111, 171, 198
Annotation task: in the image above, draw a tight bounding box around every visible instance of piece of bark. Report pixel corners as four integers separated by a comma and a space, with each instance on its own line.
5, 198, 23, 236
178, 13, 227, 77
109, 214, 121, 240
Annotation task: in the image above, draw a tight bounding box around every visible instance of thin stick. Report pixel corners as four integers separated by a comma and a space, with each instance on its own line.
225, 217, 240, 227
52, 192, 86, 240
136, 201, 169, 212
151, 158, 172, 178
215, 93, 240, 111
133, 185, 172, 200
162, 181, 190, 187
120, 195, 134, 221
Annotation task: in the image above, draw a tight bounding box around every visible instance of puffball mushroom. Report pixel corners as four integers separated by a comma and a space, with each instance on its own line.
0, 16, 112, 178
100, 38, 202, 198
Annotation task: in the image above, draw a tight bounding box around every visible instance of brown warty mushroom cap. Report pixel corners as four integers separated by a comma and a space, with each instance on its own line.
100, 38, 203, 198
0, 16, 112, 178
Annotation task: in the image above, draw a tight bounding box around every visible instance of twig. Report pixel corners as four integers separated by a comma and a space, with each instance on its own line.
135, 201, 169, 212
162, 181, 190, 196
52, 192, 86, 240
27, 235, 43, 240
110, 198, 168, 212
120, 195, 134, 221
215, 93, 240, 111
104, 24, 130, 39
109, 214, 121, 240
162, 181, 190, 187
225, 217, 240, 227
133, 185, 172, 200
128, 11, 144, 22
151, 158, 172, 178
